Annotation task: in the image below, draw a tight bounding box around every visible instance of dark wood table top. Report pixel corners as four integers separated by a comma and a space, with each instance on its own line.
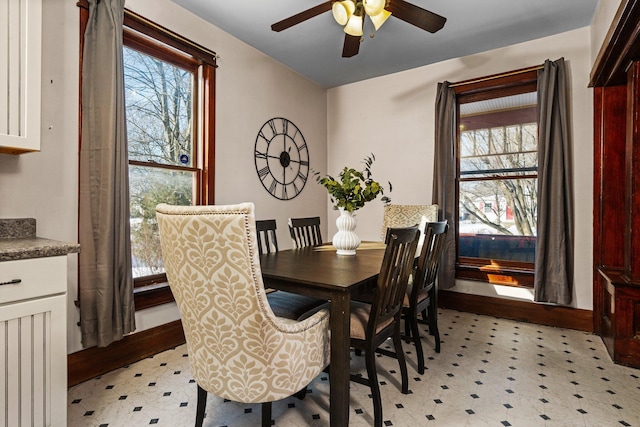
259, 242, 386, 293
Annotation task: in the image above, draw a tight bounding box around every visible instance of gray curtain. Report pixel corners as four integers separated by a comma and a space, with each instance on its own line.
534, 58, 574, 305
432, 81, 457, 290
79, 0, 135, 348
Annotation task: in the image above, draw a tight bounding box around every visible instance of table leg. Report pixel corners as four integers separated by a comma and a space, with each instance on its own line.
329, 291, 350, 427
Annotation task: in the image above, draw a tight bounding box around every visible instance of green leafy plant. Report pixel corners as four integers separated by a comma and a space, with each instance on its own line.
313, 153, 392, 212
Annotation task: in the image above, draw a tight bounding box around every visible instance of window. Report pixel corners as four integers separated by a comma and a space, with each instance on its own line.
123, 15, 216, 305
454, 69, 538, 286
78, 5, 216, 309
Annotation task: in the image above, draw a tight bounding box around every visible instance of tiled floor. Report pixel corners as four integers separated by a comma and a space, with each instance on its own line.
68, 309, 640, 426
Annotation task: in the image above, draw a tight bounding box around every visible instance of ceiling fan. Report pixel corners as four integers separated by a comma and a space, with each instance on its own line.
271, 0, 446, 58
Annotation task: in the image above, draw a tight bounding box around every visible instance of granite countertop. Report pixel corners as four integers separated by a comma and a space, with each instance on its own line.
0, 218, 80, 261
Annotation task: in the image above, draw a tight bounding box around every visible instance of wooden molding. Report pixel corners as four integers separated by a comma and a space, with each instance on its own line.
439, 290, 593, 332
68, 320, 185, 387
590, 0, 640, 87
134, 284, 175, 310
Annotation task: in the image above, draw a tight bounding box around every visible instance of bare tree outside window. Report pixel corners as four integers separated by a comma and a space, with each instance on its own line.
124, 46, 196, 281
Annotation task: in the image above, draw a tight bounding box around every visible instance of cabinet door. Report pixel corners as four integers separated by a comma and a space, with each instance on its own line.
0, 294, 66, 427
0, 0, 42, 154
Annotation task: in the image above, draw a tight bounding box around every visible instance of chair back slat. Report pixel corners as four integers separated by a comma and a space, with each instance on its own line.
288, 216, 322, 248
256, 219, 279, 255
411, 221, 448, 302
369, 227, 420, 336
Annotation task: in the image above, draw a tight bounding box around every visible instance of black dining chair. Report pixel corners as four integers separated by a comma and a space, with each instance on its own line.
288, 216, 322, 248
319, 226, 419, 427
403, 220, 448, 374
257, 219, 327, 321
255, 219, 279, 255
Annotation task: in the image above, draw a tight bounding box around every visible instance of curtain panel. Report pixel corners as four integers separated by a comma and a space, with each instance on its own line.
432, 82, 457, 290
534, 58, 575, 305
79, 0, 136, 348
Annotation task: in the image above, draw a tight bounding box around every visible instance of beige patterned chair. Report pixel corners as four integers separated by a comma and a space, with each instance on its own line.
156, 203, 330, 427
381, 204, 439, 247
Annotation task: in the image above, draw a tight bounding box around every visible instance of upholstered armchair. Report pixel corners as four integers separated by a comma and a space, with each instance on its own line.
380, 204, 439, 246
156, 203, 330, 427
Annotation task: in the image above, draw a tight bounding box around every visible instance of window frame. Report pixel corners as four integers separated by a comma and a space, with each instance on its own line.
453, 69, 538, 287
78, 3, 216, 310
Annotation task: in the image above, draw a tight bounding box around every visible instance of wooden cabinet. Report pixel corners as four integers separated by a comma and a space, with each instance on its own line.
0, 0, 42, 154
0, 256, 68, 427
597, 269, 640, 367
592, 1, 640, 367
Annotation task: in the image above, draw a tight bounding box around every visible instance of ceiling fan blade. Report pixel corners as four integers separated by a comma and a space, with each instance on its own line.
271, 1, 333, 32
342, 34, 361, 57
388, 0, 446, 33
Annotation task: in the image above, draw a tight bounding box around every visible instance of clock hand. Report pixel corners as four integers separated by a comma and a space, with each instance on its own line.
288, 158, 309, 165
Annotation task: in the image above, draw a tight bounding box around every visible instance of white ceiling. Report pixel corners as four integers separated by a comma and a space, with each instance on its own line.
170, 0, 598, 88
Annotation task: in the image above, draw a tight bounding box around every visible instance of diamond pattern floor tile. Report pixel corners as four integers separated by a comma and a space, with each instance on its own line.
68, 309, 640, 427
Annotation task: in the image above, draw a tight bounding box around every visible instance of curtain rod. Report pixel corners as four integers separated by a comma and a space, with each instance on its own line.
124, 9, 219, 62
449, 64, 544, 88
76, 1, 218, 63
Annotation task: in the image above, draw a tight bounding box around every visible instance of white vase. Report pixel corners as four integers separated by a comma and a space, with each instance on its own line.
332, 208, 361, 255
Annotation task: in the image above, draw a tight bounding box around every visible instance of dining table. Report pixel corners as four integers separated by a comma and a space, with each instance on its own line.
259, 241, 387, 427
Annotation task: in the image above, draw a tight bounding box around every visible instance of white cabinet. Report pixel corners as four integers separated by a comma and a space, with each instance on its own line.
0, 256, 67, 427
0, 0, 42, 154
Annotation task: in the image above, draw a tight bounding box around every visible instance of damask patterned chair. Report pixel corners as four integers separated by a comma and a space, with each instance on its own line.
156, 203, 330, 427
380, 204, 439, 248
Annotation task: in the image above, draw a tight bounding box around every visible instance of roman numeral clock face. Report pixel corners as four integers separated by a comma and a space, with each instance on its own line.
254, 118, 309, 200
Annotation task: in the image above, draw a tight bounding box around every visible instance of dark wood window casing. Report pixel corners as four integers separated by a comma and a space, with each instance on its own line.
451, 68, 539, 287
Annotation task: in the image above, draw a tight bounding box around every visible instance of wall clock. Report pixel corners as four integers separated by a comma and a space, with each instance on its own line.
254, 117, 309, 200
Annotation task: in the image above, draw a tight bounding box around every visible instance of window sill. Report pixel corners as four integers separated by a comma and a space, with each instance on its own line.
134, 282, 175, 310
456, 259, 534, 287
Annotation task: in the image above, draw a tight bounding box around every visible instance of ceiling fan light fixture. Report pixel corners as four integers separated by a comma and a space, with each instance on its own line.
344, 9, 364, 36
332, 1, 355, 26
369, 8, 391, 30
363, 0, 385, 17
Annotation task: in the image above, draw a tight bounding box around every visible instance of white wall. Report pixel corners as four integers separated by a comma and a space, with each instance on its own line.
327, 27, 594, 310
0, 0, 329, 354
591, 0, 624, 64
0, 0, 82, 352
